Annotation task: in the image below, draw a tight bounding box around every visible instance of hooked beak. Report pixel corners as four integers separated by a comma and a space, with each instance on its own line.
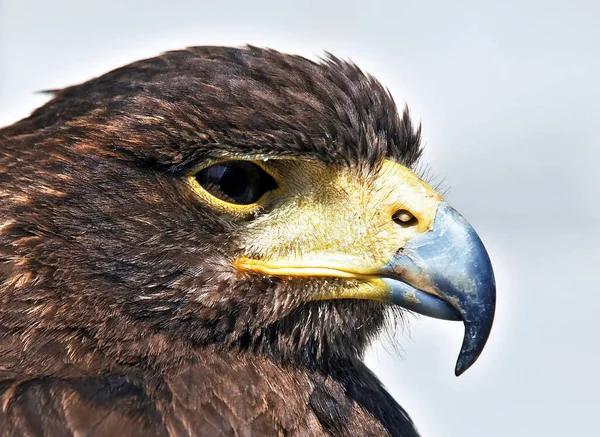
232, 159, 495, 376
381, 201, 496, 376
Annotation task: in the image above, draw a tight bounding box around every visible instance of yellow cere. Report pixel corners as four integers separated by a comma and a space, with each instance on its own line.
197, 157, 443, 302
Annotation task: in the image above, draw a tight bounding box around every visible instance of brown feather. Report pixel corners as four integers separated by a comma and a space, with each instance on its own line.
0, 46, 422, 436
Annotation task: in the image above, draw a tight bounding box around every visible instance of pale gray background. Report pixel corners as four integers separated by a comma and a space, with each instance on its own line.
1, 1, 598, 436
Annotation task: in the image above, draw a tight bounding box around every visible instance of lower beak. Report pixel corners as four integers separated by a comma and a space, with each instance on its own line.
381, 202, 496, 376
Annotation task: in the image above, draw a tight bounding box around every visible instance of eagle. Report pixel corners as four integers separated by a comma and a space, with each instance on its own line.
0, 46, 495, 436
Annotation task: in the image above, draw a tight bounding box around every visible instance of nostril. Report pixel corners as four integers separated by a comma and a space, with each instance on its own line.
393, 209, 418, 227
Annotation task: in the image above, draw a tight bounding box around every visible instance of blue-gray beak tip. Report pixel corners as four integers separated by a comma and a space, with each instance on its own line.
384, 202, 496, 375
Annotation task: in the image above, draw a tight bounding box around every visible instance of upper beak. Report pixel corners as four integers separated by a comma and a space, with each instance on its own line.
381, 201, 496, 376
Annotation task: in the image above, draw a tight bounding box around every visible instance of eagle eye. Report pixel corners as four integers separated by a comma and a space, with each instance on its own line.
194, 161, 278, 205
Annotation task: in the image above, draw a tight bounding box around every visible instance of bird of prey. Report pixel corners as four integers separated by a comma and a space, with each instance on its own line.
0, 46, 495, 436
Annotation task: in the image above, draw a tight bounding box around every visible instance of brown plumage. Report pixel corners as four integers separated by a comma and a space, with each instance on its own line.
0, 46, 427, 436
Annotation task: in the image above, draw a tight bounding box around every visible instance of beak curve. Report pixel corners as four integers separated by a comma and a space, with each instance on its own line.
382, 202, 496, 376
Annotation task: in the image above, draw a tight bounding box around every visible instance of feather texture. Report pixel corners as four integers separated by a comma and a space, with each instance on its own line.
0, 46, 423, 436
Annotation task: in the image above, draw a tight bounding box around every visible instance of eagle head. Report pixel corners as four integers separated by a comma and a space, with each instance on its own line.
0, 46, 494, 380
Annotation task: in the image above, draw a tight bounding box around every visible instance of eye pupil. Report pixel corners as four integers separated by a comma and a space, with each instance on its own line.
219, 166, 250, 200
195, 161, 277, 205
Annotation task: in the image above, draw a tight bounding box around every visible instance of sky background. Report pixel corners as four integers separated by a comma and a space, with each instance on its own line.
1, 1, 598, 436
